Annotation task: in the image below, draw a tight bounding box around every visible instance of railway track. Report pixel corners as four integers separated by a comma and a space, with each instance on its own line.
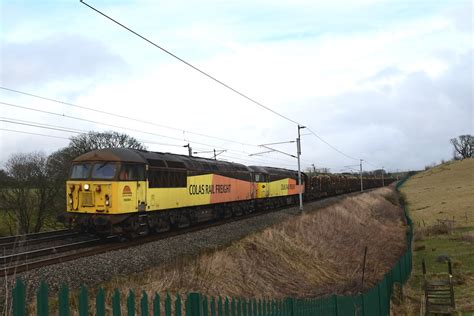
0, 230, 79, 250
0, 202, 297, 278
0, 189, 375, 278
0, 229, 72, 244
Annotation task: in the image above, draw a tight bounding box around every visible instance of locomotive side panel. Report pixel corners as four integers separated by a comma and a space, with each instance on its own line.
147, 173, 254, 210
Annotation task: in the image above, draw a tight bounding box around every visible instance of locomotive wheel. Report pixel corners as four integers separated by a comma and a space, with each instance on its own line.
154, 218, 171, 233
176, 215, 190, 228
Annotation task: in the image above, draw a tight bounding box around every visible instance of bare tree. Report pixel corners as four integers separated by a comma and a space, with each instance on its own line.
450, 135, 473, 159
0, 169, 10, 188
68, 131, 145, 157
0, 152, 60, 234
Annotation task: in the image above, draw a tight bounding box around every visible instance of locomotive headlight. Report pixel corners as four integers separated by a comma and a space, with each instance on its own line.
84, 184, 90, 191
105, 194, 110, 206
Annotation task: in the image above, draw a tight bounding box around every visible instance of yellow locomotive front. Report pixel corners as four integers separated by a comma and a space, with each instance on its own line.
64, 149, 147, 234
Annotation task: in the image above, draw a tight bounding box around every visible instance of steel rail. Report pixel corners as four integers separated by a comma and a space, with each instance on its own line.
0, 238, 105, 264
0, 203, 297, 277
0, 188, 380, 277
0, 229, 71, 244
0, 232, 80, 250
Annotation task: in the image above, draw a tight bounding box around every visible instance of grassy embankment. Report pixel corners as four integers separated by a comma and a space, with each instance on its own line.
93, 187, 407, 305
400, 158, 474, 313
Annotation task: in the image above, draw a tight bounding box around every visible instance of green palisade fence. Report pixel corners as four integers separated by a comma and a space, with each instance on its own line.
12, 178, 412, 316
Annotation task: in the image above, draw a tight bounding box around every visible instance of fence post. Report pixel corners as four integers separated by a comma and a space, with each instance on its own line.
218, 297, 223, 316
176, 294, 182, 316
251, 299, 257, 316
188, 293, 202, 316
153, 293, 160, 316
203, 296, 209, 316
283, 298, 294, 316
128, 290, 136, 316
96, 288, 105, 316
141, 291, 149, 316
237, 298, 242, 316
113, 289, 121, 316
165, 293, 172, 316
79, 285, 88, 316
224, 297, 230, 316
332, 295, 338, 316
58, 284, 70, 316
37, 280, 48, 316
231, 298, 236, 316
13, 278, 26, 316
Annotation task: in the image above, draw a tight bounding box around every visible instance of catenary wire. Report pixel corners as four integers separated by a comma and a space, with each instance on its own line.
0, 86, 256, 147
0, 100, 304, 165
77, 1, 369, 164
0, 117, 302, 167
0, 86, 367, 164
0, 88, 308, 165
0, 128, 71, 140
79, 0, 301, 126
0, 118, 185, 148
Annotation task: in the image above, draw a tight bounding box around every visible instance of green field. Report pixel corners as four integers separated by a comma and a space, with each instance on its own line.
401, 158, 474, 314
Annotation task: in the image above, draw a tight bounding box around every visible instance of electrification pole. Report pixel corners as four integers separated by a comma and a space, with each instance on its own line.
359, 159, 364, 192
297, 125, 305, 211
184, 143, 192, 157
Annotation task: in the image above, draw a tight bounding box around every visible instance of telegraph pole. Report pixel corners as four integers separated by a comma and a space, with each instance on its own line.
359, 159, 364, 192
297, 125, 305, 211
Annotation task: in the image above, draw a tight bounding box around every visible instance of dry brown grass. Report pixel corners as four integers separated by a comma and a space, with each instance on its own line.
401, 158, 474, 228
104, 187, 406, 300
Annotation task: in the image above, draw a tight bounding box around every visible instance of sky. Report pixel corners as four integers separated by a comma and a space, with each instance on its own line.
0, 0, 472, 173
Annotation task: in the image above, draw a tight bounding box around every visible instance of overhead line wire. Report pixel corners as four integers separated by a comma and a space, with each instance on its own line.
0, 128, 71, 140
78, 1, 371, 164
0, 86, 310, 166
0, 96, 302, 165
0, 115, 300, 167
0, 100, 226, 150
1, 0, 376, 166
79, 0, 300, 126
306, 127, 359, 161
0, 118, 185, 148
0, 86, 255, 147
0, 126, 298, 168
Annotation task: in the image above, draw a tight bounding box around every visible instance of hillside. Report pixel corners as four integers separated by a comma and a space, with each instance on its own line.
402, 158, 474, 228
401, 158, 474, 313
104, 187, 406, 299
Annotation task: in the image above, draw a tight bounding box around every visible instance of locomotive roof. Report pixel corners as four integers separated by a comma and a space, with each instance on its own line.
249, 165, 301, 177
73, 148, 252, 172
73, 148, 148, 163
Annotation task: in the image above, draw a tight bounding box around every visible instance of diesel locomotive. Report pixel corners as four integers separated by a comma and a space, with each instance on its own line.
63, 148, 394, 236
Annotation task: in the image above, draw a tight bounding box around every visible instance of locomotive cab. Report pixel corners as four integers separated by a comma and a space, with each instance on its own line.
65, 148, 148, 234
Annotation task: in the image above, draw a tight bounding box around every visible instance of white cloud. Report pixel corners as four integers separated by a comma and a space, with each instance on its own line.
0, 0, 472, 172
